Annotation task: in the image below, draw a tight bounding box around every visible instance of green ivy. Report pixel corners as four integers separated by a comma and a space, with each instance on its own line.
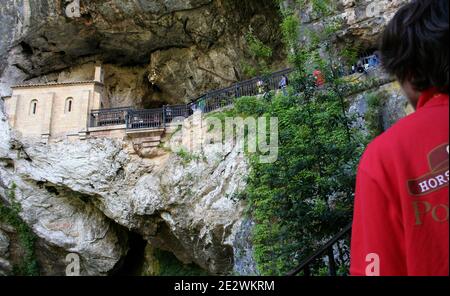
280, 14, 300, 51
242, 31, 274, 77
0, 183, 40, 276
341, 45, 361, 66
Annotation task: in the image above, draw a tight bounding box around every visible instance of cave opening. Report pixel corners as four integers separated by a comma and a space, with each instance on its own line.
110, 227, 211, 276
113, 231, 147, 276
359, 46, 379, 58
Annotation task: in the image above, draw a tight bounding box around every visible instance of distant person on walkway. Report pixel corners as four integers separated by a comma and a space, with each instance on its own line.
198, 98, 206, 113
351, 0, 449, 276
368, 54, 380, 68
373, 51, 381, 65
356, 61, 365, 74
313, 69, 325, 87
257, 79, 265, 95
235, 85, 241, 98
190, 102, 197, 113
165, 106, 172, 119
279, 75, 288, 96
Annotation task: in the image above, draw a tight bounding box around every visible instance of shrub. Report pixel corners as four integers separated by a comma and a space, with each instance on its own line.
0, 183, 40, 276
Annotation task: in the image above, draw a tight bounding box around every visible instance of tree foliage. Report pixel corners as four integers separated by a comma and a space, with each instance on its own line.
235, 0, 369, 275
242, 30, 274, 77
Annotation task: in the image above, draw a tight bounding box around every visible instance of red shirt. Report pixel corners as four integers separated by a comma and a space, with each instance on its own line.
313, 70, 325, 86
350, 89, 449, 276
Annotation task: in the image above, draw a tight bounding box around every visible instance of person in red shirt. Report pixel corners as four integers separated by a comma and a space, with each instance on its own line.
313, 69, 325, 87
350, 0, 449, 276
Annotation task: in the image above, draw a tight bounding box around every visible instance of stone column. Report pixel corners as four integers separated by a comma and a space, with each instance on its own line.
90, 90, 102, 110
94, 65, 104, 83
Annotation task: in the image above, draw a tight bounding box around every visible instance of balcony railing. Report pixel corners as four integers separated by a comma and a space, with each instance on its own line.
88, 68, 294, 130
90, 107, 131, 128
127, 108, 165, 130
165, 104, 193, 123
89, 56, 384, 131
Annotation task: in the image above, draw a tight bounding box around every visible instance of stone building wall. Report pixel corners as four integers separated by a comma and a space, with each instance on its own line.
3, 82, 104, 140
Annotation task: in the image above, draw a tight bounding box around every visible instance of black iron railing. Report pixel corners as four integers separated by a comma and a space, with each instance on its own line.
195, 93, 234, 113
127, 108, 165, 130
286, 223, 352, 276
89, 68, 294, 130
165, 104, 193, 123
90, 107, 131, 128
190, 68, 294, 114
89, 56, 384, 131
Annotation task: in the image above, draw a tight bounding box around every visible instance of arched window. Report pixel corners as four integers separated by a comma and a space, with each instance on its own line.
65, 97, 74, 113
30, 100, 38, 115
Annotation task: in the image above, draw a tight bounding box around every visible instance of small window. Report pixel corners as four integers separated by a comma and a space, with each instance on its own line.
30, 99, 38, 115
65, 97, 74, 113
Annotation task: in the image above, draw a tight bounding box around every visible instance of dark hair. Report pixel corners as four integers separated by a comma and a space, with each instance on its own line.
380, 0, 449, 92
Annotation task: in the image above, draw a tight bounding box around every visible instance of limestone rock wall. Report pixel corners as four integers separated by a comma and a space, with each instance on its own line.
349, 81, 413, 135
0, 104, 249, 275
0, 0, 285, 106
285, 0, 410, 50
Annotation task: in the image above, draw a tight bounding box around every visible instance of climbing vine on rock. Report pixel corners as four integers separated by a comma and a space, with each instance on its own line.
242, 30, 274, 77
0, 183, 40, 276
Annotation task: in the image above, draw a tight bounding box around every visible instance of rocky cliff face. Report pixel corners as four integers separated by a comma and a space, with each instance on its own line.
0, 0, 285, 106
285, 0, 410, 50
349, 80, 412, 134
0, 106, 249, 275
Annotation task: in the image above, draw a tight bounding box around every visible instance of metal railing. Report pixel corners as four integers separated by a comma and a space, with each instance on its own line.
165, 104, 193, 123
194, 93, 234, 114
89, 59, 384, 131
286, 223, 352, 276
89, 68, 294, 130
90, 107, 130, 128
188, 68, 293, 114
127, 108, 165, 130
